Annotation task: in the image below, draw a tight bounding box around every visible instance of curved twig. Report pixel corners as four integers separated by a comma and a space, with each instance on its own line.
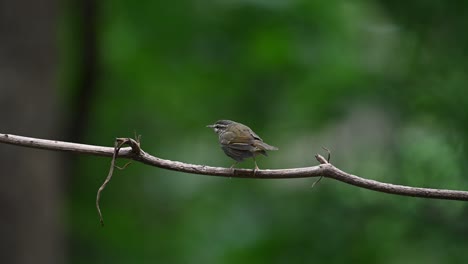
96, 139, 126, 226
1, 132, 468, 202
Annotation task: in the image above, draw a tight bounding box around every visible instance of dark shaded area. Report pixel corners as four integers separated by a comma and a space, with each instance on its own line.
64, 0, 98, 143
0, 0, 62, 263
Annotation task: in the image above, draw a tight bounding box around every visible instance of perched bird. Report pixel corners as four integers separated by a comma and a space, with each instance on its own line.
207, 120, 278, 170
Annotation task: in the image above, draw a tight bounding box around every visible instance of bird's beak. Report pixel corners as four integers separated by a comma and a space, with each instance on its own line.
206, 124, 214, 128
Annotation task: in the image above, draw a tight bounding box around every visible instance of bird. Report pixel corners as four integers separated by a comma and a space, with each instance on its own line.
207, 120, 278, 171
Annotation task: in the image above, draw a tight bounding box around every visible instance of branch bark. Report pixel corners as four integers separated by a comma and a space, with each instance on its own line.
1, 132, 468, 201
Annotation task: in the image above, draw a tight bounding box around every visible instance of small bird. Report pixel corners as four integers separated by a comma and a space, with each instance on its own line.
207, 120, 278, 170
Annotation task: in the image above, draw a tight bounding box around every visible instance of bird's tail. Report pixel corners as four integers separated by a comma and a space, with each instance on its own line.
255, 141, 278, 151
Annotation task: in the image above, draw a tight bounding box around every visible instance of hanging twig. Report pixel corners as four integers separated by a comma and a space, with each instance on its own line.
96, 139, 125, 226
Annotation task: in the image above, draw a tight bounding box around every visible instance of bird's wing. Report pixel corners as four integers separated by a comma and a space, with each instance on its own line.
248, 129, 263, 141
238, 125, 277, 151
228, 142, 255, 151
242, 126, 263, 141
220, 131, 255, 150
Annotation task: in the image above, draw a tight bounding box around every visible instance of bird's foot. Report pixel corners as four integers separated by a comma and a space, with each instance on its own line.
253, 163, 259, 176
229, 162, 238, 179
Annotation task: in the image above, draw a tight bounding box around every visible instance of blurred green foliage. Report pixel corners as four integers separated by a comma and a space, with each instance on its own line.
63, 0, 468, 263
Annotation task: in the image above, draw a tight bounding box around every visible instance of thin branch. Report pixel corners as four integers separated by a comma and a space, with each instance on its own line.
311, 147, 330, 188
1, 132, 468, 201
115, 161, 132, 170
96, 139, 126, 226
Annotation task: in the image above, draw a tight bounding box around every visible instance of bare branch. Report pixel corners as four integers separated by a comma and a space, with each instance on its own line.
1, 132, 468, 201
311, 148, 330, 188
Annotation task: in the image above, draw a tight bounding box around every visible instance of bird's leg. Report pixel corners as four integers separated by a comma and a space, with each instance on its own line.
229, 161, 239, 180
253, 157, 259, 176
230, 161, 238, 169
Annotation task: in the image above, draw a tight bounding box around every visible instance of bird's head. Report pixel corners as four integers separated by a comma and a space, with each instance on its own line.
206, 120, 234, 134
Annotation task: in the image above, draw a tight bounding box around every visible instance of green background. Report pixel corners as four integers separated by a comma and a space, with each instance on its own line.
63, 1, 468, 263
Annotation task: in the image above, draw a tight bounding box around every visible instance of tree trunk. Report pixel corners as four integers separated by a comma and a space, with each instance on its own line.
0, 0, 63, 263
